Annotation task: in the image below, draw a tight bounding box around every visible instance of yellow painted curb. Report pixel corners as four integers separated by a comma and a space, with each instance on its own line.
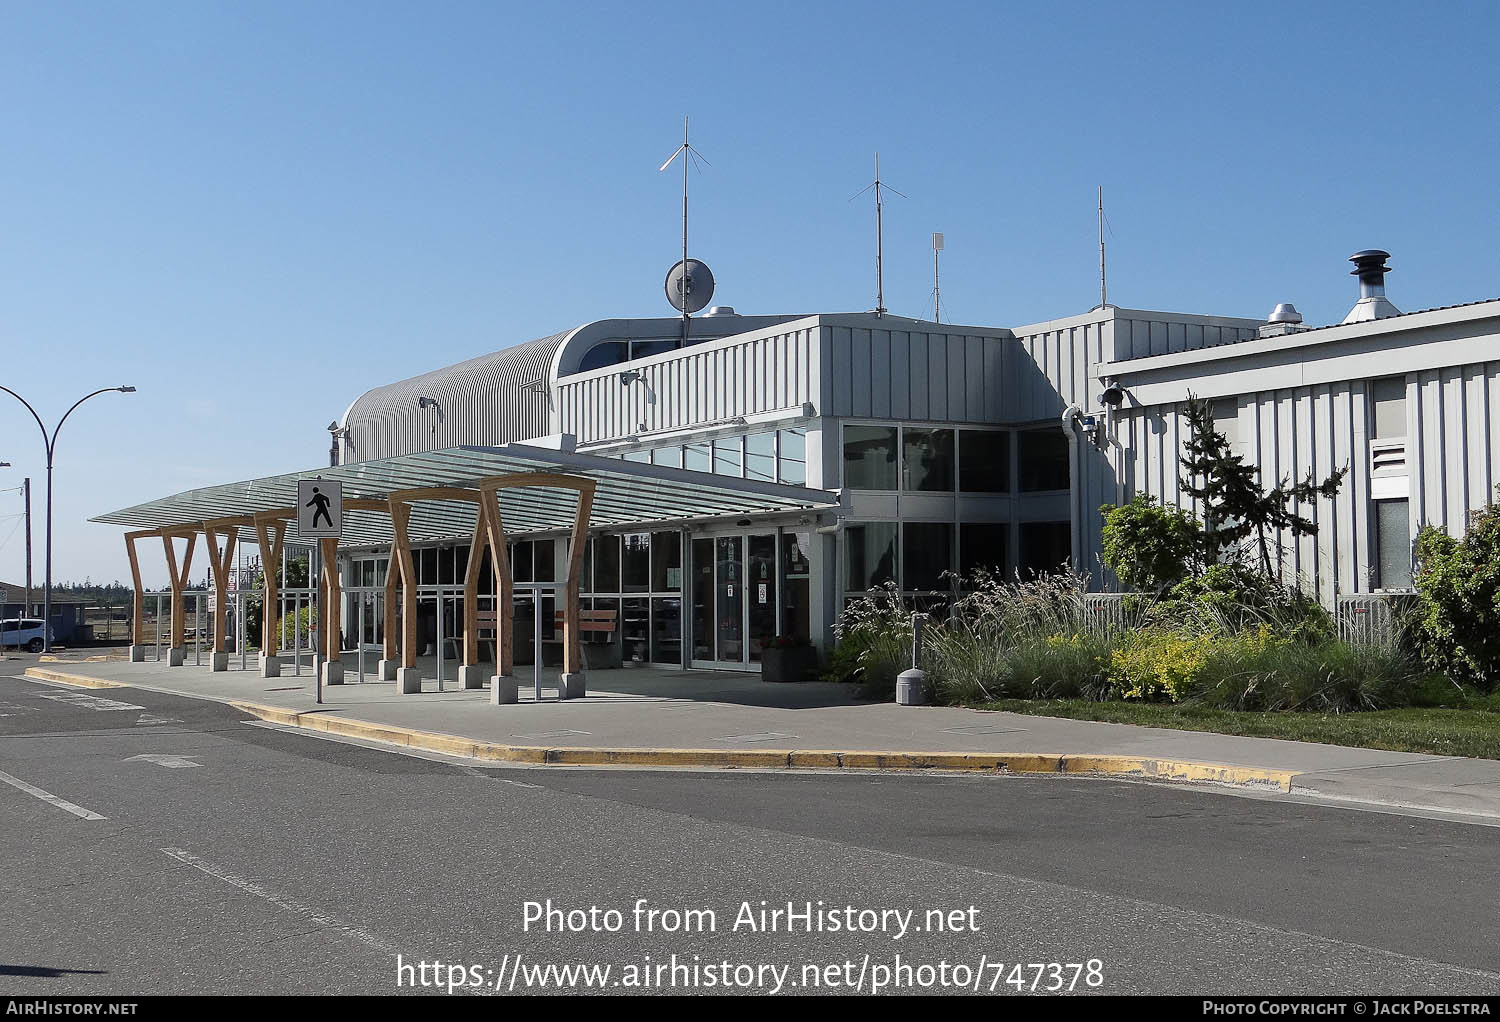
23, 667, 131, 689
20, 667, 1297, 792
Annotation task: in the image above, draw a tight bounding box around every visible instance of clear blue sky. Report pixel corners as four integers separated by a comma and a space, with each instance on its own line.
1, 1, 1496, 589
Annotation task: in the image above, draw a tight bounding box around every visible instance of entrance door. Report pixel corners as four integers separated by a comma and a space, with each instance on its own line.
690, 532, 778, 671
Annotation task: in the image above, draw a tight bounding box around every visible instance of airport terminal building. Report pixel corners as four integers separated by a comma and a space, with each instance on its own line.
99, 250, 1500, 677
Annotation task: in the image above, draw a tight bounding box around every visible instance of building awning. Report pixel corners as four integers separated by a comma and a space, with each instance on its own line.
93, 443, 841, 547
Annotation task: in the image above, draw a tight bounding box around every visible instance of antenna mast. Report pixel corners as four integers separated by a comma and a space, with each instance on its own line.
851, 152, 905, 318
660, 117, 708, 339
1097, 185, 1108, 310
931, 232, 944, 323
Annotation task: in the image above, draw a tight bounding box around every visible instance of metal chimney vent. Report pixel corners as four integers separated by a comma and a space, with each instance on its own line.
1258, 302, 1310, 338
1342, 249, 1400, 324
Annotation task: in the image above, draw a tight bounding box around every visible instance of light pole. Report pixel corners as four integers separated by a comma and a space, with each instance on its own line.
0, 385, 136, 652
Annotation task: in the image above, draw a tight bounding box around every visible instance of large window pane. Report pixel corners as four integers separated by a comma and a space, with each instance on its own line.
533, 540, 555, 582
844, 522, 898, 590
622, 533, 650, 592
844, 426, 898, 490
652, 445, 682, 469
959, 430, 1009, 492
511, 541, 533, 583
1018, 522, 1072, 576
779, 428, 807, 485
1372, 377, 1407, 439
1018, 428, 1071, 491
713, 436, 742, 477
594, 535, 620, 593
621, 597, 650, 663
684, 441, 712, 473
651, 531, 682, 591
651, 597, 682, 663
959, 523, 1008, 583
781, 530, 812, 640
1375, 499, 1412, 589
902, 522, 953, 590
902, 428, 955, 491
578, 341, 628, 372
745, 432, 776, 482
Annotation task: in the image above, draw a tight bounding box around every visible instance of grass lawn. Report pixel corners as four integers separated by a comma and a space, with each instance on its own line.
970, 697, 1500, 760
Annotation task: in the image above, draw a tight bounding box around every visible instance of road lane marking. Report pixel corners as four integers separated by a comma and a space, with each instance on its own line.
160, 847, 397, 952
36, 692, 144, 712
124, 753, 200, 768
135, 713, 183, 726
0, 769, 106, 820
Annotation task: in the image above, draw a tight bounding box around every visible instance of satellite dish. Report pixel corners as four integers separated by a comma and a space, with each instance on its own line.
665, 259, 715, 314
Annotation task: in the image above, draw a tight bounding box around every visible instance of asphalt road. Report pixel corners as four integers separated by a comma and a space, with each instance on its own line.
1, 660, 1497, 996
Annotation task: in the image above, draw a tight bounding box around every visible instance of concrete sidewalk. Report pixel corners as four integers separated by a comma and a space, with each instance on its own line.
23, 654, 1500, 821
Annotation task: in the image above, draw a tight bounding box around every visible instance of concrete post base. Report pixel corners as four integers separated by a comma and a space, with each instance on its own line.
167, 647, 186, 667
397, 667, 422, 694
321, 661, 344, 686
459, 665, 485, 690
211, 651, 229, 672
377, 659, 399, 681
559, 672, 586, 700
129, 645, 147, 663
259, 654, 282, 679
896, 668, 928, 706
491, 674, 518, 705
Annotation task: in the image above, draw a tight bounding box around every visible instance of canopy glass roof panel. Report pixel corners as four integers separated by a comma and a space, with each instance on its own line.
94, 443, 840, 547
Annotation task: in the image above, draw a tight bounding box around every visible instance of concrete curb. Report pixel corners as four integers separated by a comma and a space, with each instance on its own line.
20, 666, 1296, 790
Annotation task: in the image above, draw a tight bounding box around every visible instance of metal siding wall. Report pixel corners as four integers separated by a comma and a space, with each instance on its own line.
553, 326, 819, 443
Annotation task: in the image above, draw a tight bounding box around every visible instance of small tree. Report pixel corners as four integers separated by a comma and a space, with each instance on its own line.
1100, 496, 1202, 595
1412, 505, 1500, 691
1178, 395, 1347, 576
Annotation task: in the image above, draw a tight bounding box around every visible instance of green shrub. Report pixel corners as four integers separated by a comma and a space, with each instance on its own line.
826, 582, 914, 698
1100, 496, 1202, 594
1412, 507, 1500, 692
1154, 563, 1335, 644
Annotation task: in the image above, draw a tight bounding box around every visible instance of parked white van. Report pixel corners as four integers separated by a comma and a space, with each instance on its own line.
0, 618, 54, 652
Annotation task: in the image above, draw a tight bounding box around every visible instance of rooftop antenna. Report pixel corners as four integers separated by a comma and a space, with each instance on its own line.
1094, 185, 1111, 311
850, 152, 905, 317
659, 117, 712, 342
931, 232, 944, 323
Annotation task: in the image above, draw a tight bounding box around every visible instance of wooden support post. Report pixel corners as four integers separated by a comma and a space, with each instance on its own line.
562, 481, 595, 676
123, 531, 150, 648
199, 526, 237, 653
161, 532, 196, 652
254, 517, 287, 657
320, 537, 341, 662
382, 543, 398, 661
479, 489, 514, 675
461, 515, 485, 667
388, 499, 418, 669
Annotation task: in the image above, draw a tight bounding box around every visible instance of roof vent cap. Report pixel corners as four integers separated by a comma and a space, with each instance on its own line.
703, 305, 736, 317
1343, 249, 1400, 324
1268, 302, 1303, 324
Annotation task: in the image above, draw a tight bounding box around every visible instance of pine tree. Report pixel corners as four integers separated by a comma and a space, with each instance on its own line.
1178, 395, 1347, 576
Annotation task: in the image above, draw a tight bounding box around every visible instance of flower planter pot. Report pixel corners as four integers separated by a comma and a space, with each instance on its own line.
761, 645, 818, 683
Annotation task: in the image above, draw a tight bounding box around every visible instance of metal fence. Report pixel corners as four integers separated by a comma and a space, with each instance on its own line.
1335, 592, 1415, 646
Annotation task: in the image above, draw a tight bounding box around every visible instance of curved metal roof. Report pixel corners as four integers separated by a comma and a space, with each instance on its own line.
341, 330, 574, 463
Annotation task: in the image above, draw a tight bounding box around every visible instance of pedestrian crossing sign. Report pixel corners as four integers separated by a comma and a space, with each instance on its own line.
297, 478, 343, 538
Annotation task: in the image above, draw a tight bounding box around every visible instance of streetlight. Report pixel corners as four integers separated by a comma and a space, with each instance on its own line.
0, 385, 136, 652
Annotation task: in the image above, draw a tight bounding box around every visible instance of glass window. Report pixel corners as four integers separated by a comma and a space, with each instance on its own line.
1375, 499, 1412, 589
902, 428, 955, 491
959, 430, 1009, 492
1018, 522, 1072, 577
624, 450, 650, 464
1211, 399, 1238, 448
622, 533, 650, 592
579, 538, 593, 593
594, 535, 620, 593
781, 530, 812, 640
1018, 428, 1070, 491
652, 446, 682, 469
713, 436, 742, 477
578, 341, 628, 372
631, 338, 678, 359
511, 541, 533, 583
1372, 377, 1407, 439
621, 597, 650, 663
959, 523, 1008, 583
651, 531, 682, 591
843, 425, 898, 490
651, 597, 682, 663
745, 432, 776, 482
779, 428, 807, 485
902, 522, 953, 590
533, 540, 555, 582
685, 440, 712, 473
844, 522, 898, 591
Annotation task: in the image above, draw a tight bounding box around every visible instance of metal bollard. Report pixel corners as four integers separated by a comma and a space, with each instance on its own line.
896, 612, 928, 706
